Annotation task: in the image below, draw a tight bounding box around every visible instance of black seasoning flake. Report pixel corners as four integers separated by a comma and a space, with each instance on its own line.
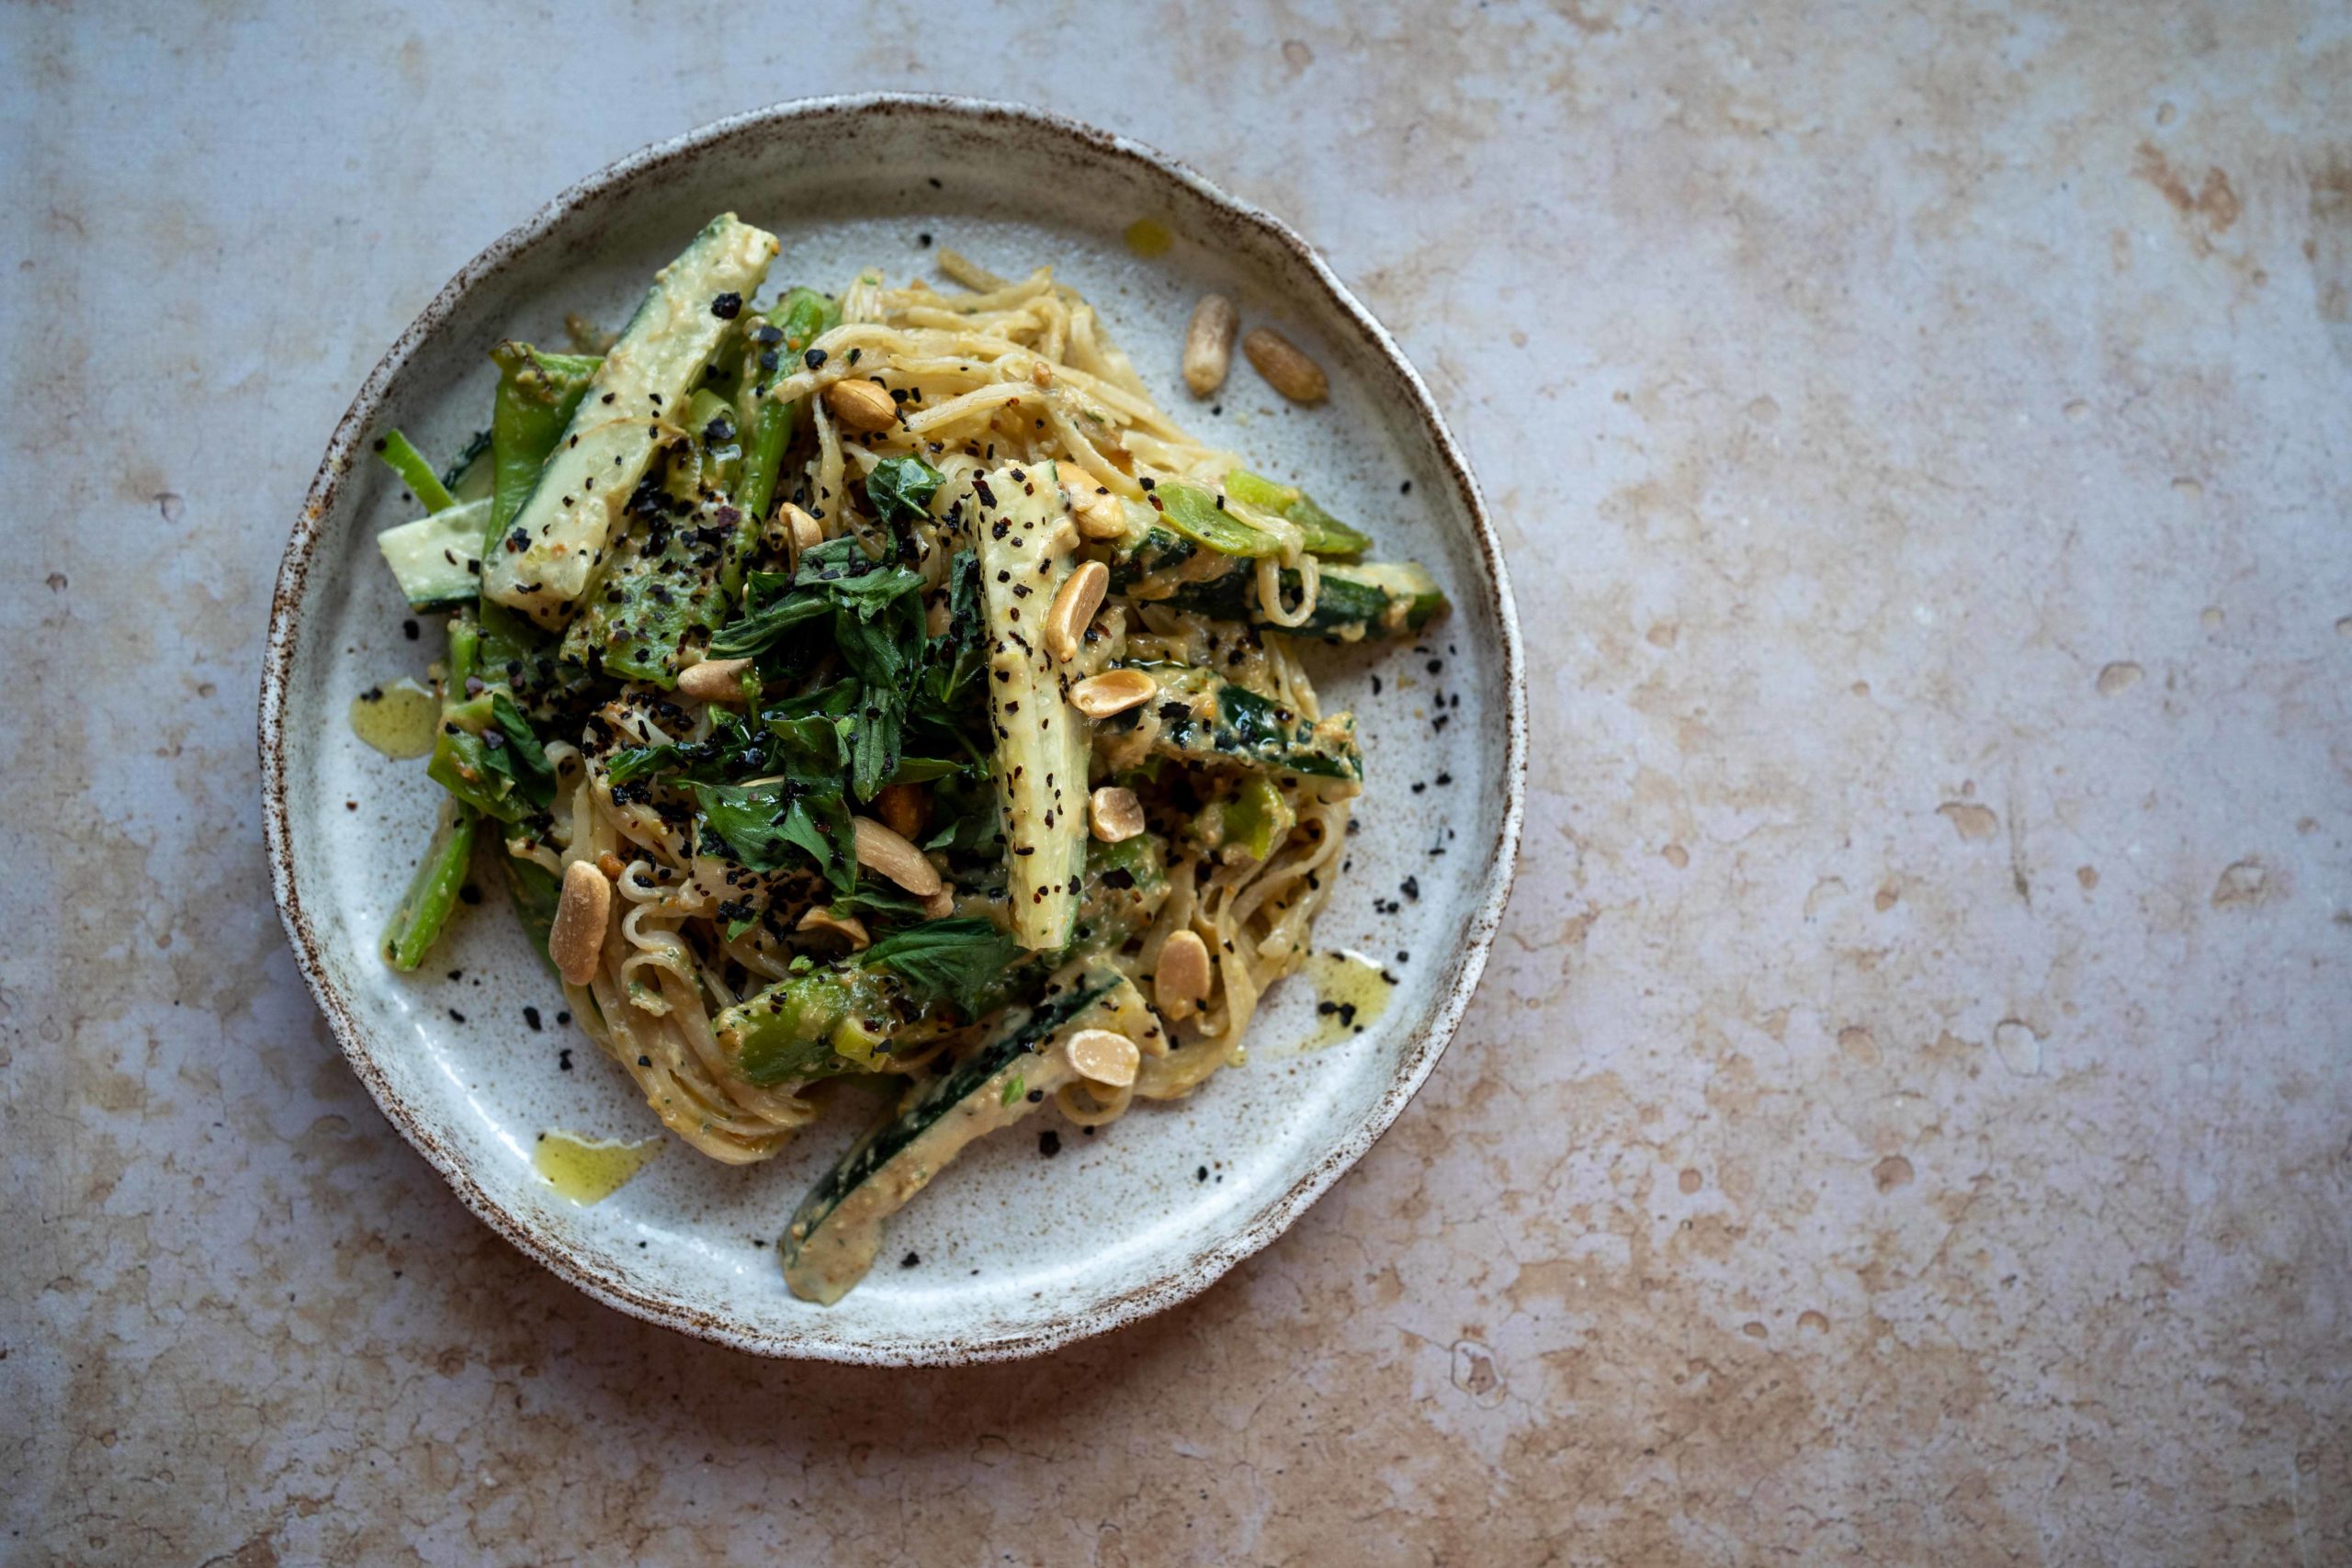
1401, 479, 1413, 494
1401, 875, 1420, 900
638, 1055, 651, 1067
917, 231, 933, 247
711, 291, 742, 320
458, 884, 481, 906
523, 1006, 542, 1032
401, 618, 420, 640
447, 1009, 466, 1023
558, 1048, 573, 1071
1038, 1130, 1061, 1158
901, 1252, 921, 1268
804, 347, 828, 369
1371, 674, 1384, 695
557, 1010, 571, 1026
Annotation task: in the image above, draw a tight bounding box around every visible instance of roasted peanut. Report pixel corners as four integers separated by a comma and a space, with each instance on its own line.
795, 907, 871, 951
852, 816, 943, 897
676, 657, 752, 704
1182, 295, 1238, 396
1070, 667, 1157, 719
824, 378, 899, 433
549, 860, 612, 987
1059, 462, 1127, 539
1044, 559, 1110, 663
1090, 785, 1145, 843
875, 781, 928, 841
1154, 929, 1213, 1020
1066, 1028, 1141, 1088
1242, 327, 1328, 404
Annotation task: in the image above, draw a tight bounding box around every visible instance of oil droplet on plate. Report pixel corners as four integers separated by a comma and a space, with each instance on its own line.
534, 1131, 663, 1205
1296, 950, 1395, 1050
349, 676, 438, 758
2096, 661, 2143, 695
1123, 217, 1173, 259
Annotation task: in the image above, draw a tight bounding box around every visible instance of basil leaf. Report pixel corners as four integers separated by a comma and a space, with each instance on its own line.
691, 780, 854, 892
861, 919, 1022, 1017
865, 455, 944, 524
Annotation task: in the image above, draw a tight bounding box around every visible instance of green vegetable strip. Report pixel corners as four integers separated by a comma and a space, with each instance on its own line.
381, 796, 478, 970
1223, 468, 1373, 558
1151, 480, 1281, 558
737, 288, 832, 525
487, 344, 600, 538
376, 431, 458, 514
737, 396, 795, 526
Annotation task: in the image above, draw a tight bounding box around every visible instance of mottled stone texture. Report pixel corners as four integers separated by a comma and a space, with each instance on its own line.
6, 2, 2349, 1563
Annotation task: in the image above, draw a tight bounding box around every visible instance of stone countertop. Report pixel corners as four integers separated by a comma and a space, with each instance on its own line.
6, 3, 2347, 1562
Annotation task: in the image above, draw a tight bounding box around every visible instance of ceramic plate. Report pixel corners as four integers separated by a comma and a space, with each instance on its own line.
261, 96, 1524, 1363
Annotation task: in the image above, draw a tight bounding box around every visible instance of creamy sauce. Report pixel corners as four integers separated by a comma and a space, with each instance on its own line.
347, 676, 438, 758
1297, 950, 1396, 1051
533, 1131, 663, 1204
1123, 217, 1174, 259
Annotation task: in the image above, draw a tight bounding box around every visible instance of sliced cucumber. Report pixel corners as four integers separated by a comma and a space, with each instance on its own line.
781, 964, 1162, 1305
481, 213, 778, 628
974, 464, 1091, 952
376, 495, 491, 611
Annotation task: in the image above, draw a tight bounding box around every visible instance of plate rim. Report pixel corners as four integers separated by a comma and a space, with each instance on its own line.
258, 92, 1527, 1365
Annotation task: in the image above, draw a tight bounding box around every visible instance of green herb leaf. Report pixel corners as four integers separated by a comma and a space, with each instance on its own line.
860, 919, 1023, 1018
865, 455, 945, 524
691, 779, 855, 892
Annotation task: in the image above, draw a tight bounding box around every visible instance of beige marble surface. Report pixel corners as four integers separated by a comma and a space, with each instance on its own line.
7, 2, 2349, 1562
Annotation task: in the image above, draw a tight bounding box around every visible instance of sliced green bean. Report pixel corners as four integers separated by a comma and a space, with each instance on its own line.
375, 430, 457, 514
381, 796, 478, 970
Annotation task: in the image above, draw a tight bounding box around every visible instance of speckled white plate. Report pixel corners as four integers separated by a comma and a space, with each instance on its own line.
261, 96, 1524, 1363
